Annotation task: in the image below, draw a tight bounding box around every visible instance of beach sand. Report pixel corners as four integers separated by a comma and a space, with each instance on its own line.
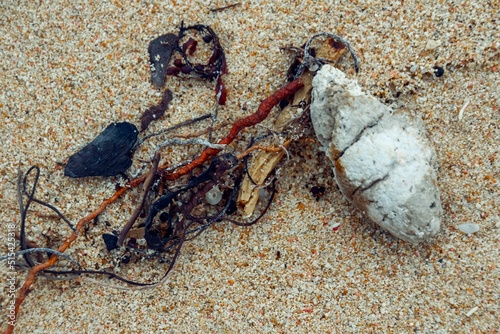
0, 1, 498, 332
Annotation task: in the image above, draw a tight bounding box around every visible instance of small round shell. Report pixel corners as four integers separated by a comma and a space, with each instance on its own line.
206, 185, 223, 205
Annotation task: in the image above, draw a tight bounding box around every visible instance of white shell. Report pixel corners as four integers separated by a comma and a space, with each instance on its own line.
457, 223, 479, 235
310, 65, 442, 244
206, 185, 223, 205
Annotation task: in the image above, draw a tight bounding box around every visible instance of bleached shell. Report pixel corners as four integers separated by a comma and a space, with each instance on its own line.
206, 185, 223, 205
311, 65, 442, 244
457, 223, 479, 234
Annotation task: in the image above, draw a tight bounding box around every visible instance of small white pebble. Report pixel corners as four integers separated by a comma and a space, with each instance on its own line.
205, 185, 223, 205
58, 260, 69, 268
457, 223, 480, 234
425, 39, 442, 50
465, 306, 479, 317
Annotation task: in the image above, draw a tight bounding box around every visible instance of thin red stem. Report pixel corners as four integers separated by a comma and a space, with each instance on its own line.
163, 78, 304, 180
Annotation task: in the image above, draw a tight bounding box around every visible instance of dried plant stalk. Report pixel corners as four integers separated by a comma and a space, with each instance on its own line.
238, 39, 348, 216
238, 142, 289, 217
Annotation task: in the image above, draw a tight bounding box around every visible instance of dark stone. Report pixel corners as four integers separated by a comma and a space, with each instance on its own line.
120, 254, 131, 264
64, 122, 138, 178
310, 185, 326, 201
102, 233, 119, 251
148, 33, 179, 88
433, 66, 445, 77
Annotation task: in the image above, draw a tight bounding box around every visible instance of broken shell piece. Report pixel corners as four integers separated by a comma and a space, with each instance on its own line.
425, 39, 442, 51
310, 65, 442, 244
457, 223, 479, 235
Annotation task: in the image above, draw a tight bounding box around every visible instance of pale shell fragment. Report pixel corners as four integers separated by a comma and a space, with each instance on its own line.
458, 99, 470, 121
310, 65, 443, 244
206, 185, 223, 205
425, 39, 442, 50
465, 306, 479, 317
457, 223, 480, 235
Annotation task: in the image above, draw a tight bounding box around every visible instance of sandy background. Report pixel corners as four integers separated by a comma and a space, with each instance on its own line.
1, 0, 498, 333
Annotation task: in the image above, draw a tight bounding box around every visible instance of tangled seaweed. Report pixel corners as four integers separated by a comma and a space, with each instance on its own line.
13, 153, 276, 290
149, 22, 228, 106
3, 26, 358, 333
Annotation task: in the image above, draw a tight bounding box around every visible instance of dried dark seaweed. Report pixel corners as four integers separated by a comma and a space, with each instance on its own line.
102, 233, 119, 252
210, 3, 241, 12
147, 23, 228, 107
181, 37, 198, 55
148, 33, 179, 88
140, 89, 173, 132
143, 153, 238, 250
64, 122, 138, 178
165, 23, 228, 105
117, 151, 161, 247
177, 23, 227, 80
16, 166, 80, 275
293, 32, 360, 79
7, 25, 330, 328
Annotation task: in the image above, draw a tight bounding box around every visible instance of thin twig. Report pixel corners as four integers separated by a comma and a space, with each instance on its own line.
117, 152, 161, 247
174, 120, 230, 139
237, 139, 292, 159
135, 113, 213, 149
25, 198, 76, 232
210, 3, 240, 12
155, 138, 227, 153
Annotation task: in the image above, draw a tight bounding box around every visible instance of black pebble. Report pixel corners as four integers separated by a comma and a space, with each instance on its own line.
120, 254, 131, 264
433, 66, 445, 77
64, 122, 138, 178
148, 33, 179, 88
310, 185, 326, 201
102, 233, 118, 251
